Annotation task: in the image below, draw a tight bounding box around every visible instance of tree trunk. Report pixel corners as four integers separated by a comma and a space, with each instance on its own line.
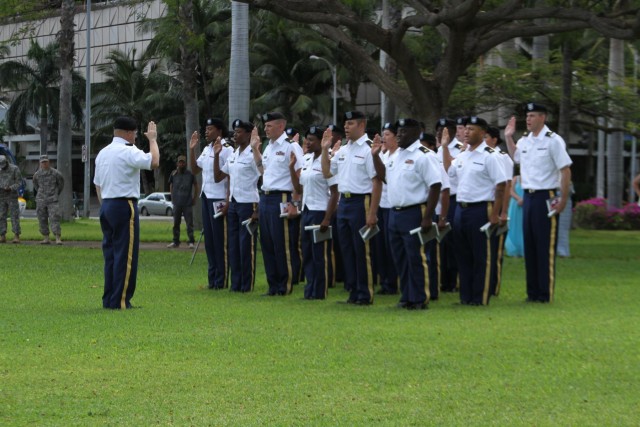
229, 1, 250, 124
607, 37, 624, 208
179, 0, 202, 229
56, 0, 75, 221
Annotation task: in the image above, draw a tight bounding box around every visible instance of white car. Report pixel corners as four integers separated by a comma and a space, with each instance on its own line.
138, 192, 173, 216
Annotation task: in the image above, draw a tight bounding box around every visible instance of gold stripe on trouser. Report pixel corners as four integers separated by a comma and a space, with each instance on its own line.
494, 233, 505, 295
250, 219, 256, 292
330, 241, 337, 286
223, 215, 229, 288
323, 240, 329, 299
363, 195, 374, 303
482, 203, 493, 305
120, 200, 135, 310
420, 205, 430, 302
283, 193, 293, 294
548, 190, 558, 302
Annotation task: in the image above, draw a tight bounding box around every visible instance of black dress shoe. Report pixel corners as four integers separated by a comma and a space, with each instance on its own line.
261, 292, 276, 297
354, 300, 372, 306
525, 297, 538, 303
396, 301, 410, 309
407, 302, 428, 310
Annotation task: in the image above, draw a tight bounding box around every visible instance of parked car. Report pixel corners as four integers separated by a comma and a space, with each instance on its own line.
138, 192, 173, 216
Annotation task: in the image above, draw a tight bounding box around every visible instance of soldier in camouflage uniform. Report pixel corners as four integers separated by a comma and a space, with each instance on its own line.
0, 154, 23, 243
33, 155, 65, 244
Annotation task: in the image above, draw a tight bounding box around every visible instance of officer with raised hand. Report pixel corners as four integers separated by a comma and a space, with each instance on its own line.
505, 103, 572, 303
321, 111, 382, 305
257, 112, 304, 296
485, 126, 513, 296
435, 118, 462, 293
443, 117, 508, 306
214, 119, 261, 293
189, 118, 233, 290
375, 118, 442, 310
289, 126, 339, 300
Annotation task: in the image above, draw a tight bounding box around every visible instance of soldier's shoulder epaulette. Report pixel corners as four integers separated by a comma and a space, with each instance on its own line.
522, 131, 529, 137
366, 139, 372, 147
223, 142, 231, 148
125, 143, 134, 146
419, 146, 431, 154
545, 131, 554, 137
499, 149, 507, 155
454, 143, 463, 150
484, 146, 495, 153
284, 138, 292, 143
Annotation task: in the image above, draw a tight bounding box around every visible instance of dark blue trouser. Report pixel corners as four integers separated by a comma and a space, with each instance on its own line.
228, 200, 257, 292
453, 202, 492, 305
330, 215, 343, 287
388, 205, 429, 305
426, 214, 441, 300
301, 209, 333, 299
490, 232, 506, 296
100, 198, 140, 309
439, 194, 459, 291
201, 195, 228, 289
376, 208, 399, 294
523, 190, 558, 302
259, 192, 301, 295
336, 194, 374, 303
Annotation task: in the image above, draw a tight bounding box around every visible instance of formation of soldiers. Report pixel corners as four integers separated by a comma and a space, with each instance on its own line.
187, 102, 572, 309
0, 154, 65, 244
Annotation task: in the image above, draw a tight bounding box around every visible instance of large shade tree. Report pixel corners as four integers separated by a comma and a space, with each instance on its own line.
236, 0, 640, 128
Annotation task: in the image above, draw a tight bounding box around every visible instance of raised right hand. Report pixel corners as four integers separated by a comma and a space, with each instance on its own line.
504, 116, 517, 139
189, 131, 199, 149
213, 136, 222, 154
321, 128, 333, 151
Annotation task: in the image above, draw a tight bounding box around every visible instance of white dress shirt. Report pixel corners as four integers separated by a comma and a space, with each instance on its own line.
386, 140, 442, 208
329, 133, 377, 194
449, 142, 508, 203
299, 153, 338, 211
513, 125, 572, 190
93, 137, 151, 199
222, 145, 261, 203
197, 141, 233, 199
261, 132, 304, 192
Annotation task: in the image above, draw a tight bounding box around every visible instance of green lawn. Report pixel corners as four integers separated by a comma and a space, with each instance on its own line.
1, 221, 639, 426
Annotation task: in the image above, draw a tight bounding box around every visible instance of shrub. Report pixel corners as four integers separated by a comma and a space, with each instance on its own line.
574, 197, 640, 230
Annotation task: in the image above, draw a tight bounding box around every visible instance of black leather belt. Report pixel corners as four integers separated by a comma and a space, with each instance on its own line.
108, 197, 138, 202
459, 201, 488, 208
525, 189, 555, 194
341, 192, 369, 198
263, 190, 291, 195
393, 204, 423, 211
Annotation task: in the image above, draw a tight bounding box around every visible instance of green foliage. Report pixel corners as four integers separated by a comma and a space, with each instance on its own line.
1, 227, 639, 424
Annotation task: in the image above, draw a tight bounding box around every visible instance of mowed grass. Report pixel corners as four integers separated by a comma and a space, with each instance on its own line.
1, 220, 639, 426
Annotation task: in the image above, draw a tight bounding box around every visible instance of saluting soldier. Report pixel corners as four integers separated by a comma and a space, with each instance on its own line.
375, 122, 400, 295
419, 131, 451, 301
485, 126, 513, 296
443, 116, 508, 306
289, 126, 339, 299
189, 118, 233, 290
435, 118, 463, 293
375, 118, 442, 310
33, 155, 65, 244
505, 103, 572, 303
321, 111, 383, 306
214, 119, 262, 293
256, 112, 304, 296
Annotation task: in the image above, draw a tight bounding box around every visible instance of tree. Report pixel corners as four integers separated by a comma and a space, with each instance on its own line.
0, 40, 83, 155
236, 0, 640, 128
92, 48, 178, 195
56, 0, 76, 221
229, 1, 250, 124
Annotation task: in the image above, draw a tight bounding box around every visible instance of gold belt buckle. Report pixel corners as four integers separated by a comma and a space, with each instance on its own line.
343, 192, 351, 198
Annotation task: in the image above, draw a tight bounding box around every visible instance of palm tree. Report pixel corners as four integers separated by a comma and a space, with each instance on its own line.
92, 48, 179, 195
229, 1, 250, 124
0, 40, 84, 155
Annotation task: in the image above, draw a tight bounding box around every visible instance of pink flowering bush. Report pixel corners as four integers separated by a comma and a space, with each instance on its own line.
574, 197, 640, 230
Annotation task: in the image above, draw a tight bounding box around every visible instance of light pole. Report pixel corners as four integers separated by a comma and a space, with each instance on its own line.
310, 55, 337, 125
